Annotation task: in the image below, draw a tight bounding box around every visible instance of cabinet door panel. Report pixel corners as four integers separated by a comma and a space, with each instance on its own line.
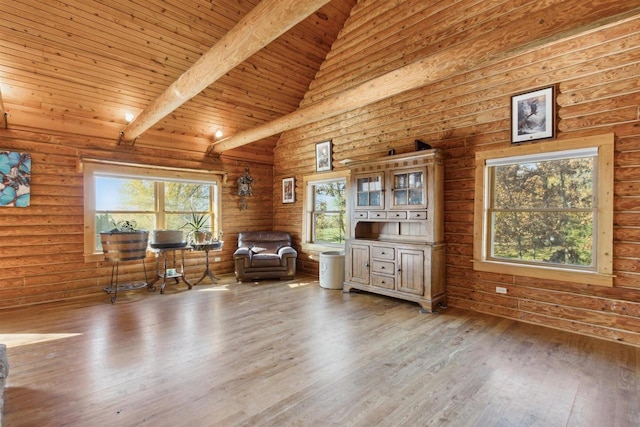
397, 248, 424, 295
346, 243, 370, 284
355, 173, 385, 210
390, 167, 427, 210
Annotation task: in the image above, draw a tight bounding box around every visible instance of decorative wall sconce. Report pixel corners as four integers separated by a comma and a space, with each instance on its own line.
236, 167, 254, 210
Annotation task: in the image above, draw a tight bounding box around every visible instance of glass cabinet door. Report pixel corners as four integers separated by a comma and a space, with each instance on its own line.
391, 169, 426, 208
356, 174, 384, 209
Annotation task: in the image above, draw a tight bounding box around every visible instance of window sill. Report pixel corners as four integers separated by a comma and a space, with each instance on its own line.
84, 253, 106, 263
472, 259, 614, 287
301, 243, 345, 261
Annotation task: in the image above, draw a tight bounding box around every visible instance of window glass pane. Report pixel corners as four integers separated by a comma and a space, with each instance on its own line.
314, 212, 345, 244
493, 157, 593, 209
165, 183, 210, 211
314, 182, 345, 211
395, 173, 408, 189
394, 190, 407, 205
309, 179, 346, 244
370, 177, 381, 191
409, 189, 422, 205
369, 191, 381, 207
409, 172, 423, 188
96, 177, 154, 211
491, 211, 593, 267
166, 213, 201, 231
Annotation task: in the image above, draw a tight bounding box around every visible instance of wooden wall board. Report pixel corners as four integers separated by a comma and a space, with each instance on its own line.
273, 1, 640, 344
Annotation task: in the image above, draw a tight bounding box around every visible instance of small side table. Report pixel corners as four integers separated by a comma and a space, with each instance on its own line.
192, 241, 224, 285
149, 246, 193, 294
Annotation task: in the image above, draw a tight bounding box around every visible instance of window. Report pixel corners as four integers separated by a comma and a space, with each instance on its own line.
302, 171, 349, 252
83, 160, 223, 261
473, 134, 614, 286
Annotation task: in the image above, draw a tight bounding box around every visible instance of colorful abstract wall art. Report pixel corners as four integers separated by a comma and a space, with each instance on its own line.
0, 151, 31, 207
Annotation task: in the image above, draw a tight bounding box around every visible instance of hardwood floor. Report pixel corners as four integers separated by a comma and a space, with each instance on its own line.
1, 274, 639, 427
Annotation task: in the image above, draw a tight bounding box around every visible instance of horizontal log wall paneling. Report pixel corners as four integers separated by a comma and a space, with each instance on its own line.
0, 128, 272, 307
273, 0, 640, 345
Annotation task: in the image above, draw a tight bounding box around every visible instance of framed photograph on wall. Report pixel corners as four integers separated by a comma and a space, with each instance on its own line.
315, 140, 332, 172
511, 85, 556, 144
282, 177, 295, 203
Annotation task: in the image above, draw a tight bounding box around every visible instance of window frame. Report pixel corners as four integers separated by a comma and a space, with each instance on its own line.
301, 170, 350, 255
472, 133, 614, 286
83, 160, 224, 262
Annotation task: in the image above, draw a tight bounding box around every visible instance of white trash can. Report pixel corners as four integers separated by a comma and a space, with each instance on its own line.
319, 251, 345, 289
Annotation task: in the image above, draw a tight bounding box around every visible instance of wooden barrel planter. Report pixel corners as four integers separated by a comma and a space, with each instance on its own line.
100, 231, 149, 261
100, 231, 150, 303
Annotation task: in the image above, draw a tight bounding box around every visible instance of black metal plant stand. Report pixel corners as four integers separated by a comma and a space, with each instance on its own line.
103, 260, 151, 303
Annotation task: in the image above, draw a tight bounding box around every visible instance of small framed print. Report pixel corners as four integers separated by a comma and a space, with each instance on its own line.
511, 85, 556, 144
282, 177, 295, 203
315, 140, 332, 172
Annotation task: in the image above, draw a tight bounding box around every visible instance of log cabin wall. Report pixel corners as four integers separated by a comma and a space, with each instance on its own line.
0, 127, 273, 308
274, 0, 640, 345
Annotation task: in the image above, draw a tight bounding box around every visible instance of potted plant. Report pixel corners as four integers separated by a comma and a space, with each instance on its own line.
181, 211, 212, 245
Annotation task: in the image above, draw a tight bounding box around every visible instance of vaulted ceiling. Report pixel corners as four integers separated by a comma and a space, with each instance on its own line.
0, 0, 357, 162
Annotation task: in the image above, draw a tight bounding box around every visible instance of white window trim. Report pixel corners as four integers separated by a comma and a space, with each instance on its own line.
82, 159, 224, 262
301, 170, 350, 259
472, 133, 614, 286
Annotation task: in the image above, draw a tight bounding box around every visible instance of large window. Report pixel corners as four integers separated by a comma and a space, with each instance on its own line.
473, 134, 614, 286
302, 171, 349, 252
83, 161, 223, 261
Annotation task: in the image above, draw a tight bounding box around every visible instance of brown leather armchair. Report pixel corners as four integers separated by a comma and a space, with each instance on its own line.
233, 231, 297, 282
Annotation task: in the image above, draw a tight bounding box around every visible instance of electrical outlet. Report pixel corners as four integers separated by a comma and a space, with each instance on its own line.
214, 257, 221, 262
496, 286, 507, 294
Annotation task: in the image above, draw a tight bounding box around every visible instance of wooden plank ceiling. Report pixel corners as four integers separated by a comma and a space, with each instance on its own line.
0, 0, 356, 162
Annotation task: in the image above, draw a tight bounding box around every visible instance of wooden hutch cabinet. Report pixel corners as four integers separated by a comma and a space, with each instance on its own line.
343, 150, 446, 312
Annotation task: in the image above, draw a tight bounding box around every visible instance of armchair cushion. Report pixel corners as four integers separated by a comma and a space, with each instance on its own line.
234, 231, 297, 281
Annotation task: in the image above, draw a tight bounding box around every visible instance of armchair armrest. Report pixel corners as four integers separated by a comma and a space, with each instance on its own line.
234, 247, 251, 268
278, 246, 297, 258
234, 247, 251, 258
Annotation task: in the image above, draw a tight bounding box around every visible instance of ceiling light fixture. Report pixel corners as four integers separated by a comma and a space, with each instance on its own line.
214, 129, 223, 139
125, 112, 134, 123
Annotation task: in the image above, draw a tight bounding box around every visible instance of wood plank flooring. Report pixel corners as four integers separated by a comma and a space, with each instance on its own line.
1, 275, 639, 426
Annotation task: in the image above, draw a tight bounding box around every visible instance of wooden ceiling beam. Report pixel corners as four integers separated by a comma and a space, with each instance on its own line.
209, 3, 640, 154
120, 0, 332, 143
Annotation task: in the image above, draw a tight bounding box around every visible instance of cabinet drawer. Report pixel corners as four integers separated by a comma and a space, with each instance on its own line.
371, 246, 394, 260
372, 260, 395, 274
388, 211, 407, 220
354, 211, 368, 219
369, 211, 387, 219
371, 274, 395, 289
408, 211, 427, 220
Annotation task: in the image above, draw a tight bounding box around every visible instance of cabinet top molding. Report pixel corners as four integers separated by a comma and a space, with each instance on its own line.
343, 148, 443, 169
